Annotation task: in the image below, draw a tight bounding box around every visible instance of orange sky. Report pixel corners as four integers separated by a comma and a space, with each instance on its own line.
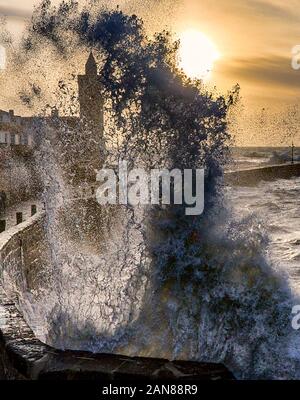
1, 0, 300, 145
1, 0, 300, 108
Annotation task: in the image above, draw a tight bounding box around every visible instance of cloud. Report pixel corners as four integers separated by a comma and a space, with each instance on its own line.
218, 54, 300, 91
238, 0, 299, 21
0, 6, 31, 19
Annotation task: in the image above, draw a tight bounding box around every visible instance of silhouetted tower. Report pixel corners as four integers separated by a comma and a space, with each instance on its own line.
78, 52, 104, 135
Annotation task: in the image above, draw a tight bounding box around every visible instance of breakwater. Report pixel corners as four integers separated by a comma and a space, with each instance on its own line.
225, 163, 300, 186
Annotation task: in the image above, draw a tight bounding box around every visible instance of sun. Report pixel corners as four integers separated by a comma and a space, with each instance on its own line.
0, 46, 6, 70
178, 30, 220, 80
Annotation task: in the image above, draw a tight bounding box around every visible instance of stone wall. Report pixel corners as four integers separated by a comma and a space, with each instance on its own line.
0, 212, 48, 301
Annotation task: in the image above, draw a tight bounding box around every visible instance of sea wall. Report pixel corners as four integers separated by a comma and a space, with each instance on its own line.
225, 162, 300, 186
225, 163, 300, 186
0, 212, 234, 380
0, 212, 48, 300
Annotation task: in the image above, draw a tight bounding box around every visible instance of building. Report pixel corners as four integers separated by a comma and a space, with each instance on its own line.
0, 109, 34, 147
0, 52, 105, 148
78, 52, 104, 132
0, 53, 105, 208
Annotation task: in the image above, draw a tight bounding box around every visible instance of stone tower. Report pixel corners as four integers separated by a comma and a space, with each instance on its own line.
78, 52, 104, 135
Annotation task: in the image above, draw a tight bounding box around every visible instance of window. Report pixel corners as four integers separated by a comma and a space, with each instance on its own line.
21, 133, 28, 145
0, 131, 5, 143
5, 132, 9, 144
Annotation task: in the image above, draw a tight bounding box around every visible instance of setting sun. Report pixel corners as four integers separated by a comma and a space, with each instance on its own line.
178, 30, 220, 80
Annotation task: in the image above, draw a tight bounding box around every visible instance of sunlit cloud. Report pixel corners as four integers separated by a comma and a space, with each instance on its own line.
217, 55, 300, 91
0, 5, 31, 19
